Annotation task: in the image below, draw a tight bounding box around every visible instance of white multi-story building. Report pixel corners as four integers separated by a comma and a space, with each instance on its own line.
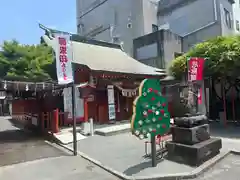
233, 0, 240, 33
157, 0, 235, 52
76, 0, 160, 56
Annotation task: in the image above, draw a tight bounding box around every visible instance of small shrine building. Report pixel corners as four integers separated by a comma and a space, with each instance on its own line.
42, 28, 167, 125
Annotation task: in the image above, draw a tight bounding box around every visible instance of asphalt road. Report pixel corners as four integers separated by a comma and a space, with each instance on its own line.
0, 117, 120, 180
0, 117, 67, 167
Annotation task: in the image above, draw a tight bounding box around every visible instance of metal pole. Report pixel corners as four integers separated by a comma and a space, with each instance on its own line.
151, 135, 157, 167
70, 34, 77, 156
72, 82, 77, 156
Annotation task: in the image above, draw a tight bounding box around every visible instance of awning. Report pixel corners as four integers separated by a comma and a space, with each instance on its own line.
42, 35, 166, 76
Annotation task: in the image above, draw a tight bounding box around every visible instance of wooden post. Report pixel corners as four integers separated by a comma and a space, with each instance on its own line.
41, 112, 45, 132
222, 80, 227, 127
52, 109, 59, 133
84, 98, 88, 122
232, 87, 235, 122
204, 84, 208, 116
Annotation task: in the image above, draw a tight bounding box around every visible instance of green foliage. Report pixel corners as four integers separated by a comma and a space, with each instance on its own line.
0, 40, 56, 81
170, 35, 240, 79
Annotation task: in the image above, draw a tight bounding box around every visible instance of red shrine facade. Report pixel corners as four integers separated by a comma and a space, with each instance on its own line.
42, 32, 167, 125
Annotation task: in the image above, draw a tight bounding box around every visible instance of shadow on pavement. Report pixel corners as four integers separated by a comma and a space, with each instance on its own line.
123, 161, 152, 176
0, 118, 46, 144
123, 157, 164, 176
7, 118, 27, 130
210, 122, 240, 139
0, 129, 42, 143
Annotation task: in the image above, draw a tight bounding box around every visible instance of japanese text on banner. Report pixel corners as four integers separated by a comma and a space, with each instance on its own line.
188, 57, 205, 81
55, 34, 73, 85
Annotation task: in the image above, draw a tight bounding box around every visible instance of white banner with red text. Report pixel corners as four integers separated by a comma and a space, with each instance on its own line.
54, 34, 73, 85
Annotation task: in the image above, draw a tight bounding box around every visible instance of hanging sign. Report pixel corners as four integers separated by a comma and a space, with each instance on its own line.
55, 34, 73, 85
63, 87, 84, 119
188, 57, 205, 82
107, 85, 116, 120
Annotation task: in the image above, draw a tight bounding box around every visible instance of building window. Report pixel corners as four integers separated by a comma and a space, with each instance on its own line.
127, 23, 132, 28
152, 24, 158, 32
236, 20, 240, 31
224, 8, 232, 28
77, 23, 85, 35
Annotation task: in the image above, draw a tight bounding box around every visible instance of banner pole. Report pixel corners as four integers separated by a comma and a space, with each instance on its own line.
72, 78, 77, 156
70, 35, 77, 156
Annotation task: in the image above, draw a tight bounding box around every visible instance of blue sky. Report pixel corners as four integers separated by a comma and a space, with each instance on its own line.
0, 0, 76, 45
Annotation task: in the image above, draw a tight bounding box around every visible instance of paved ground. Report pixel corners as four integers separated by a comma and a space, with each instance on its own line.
0, 156, 120, 180
0, 116, 120, 180
65, 123, 240, 179
68, 133, 194, 177
0, 117, 67, 166
186, 153, 240, 180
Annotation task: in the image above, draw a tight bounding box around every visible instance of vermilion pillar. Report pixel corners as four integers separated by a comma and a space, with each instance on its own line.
52, 109, 59, 133
84, 99, 88, 122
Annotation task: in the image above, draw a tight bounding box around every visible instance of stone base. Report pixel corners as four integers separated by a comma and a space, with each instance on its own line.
171, 124, 210, 145
174, 115, 208, 128
166, 138, 222, 166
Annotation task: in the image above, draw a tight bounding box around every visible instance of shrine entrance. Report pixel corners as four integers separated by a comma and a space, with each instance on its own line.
209, 77, 240, 125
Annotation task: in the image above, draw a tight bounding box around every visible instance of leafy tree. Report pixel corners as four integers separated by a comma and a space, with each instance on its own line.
0, 40, 56, 81
170, 35, 240, 80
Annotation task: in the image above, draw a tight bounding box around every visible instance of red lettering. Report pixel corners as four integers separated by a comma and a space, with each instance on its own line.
58, 37, 66, 46
60, 46, 67, 54
59, 54, 68, 63
61, 63, 67, 80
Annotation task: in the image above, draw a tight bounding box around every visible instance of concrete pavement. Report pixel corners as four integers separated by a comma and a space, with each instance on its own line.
0, 116, 120, 180
64, 125, 240, 180
0, 155, 120, 180
185, 153, 240, 180
0, 116, 67, 166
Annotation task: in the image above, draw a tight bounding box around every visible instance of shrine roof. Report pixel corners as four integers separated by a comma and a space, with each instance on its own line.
42, 35, 166, 76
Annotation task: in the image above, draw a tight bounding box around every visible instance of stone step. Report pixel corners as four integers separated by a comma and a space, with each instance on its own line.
166, 137, 222, 166
94, 123, 131, 136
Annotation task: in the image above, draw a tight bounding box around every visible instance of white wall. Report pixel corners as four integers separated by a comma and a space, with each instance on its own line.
163, 31, 182, 68
142, 0, 159, 34
76, 0, 159, 56
233, 0, 240, 33
158, 0, 216, 36
219, 0, 235, 35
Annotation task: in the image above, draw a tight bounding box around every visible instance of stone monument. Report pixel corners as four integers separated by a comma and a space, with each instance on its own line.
166, 114, 222, 166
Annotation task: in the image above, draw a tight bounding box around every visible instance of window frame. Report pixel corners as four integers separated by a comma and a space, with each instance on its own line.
224, 8, 232, 28
236, 20, 240, 31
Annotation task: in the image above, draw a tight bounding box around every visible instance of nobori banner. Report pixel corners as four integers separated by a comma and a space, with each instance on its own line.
188, 57, 205, 82
54, 34, 73, 85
